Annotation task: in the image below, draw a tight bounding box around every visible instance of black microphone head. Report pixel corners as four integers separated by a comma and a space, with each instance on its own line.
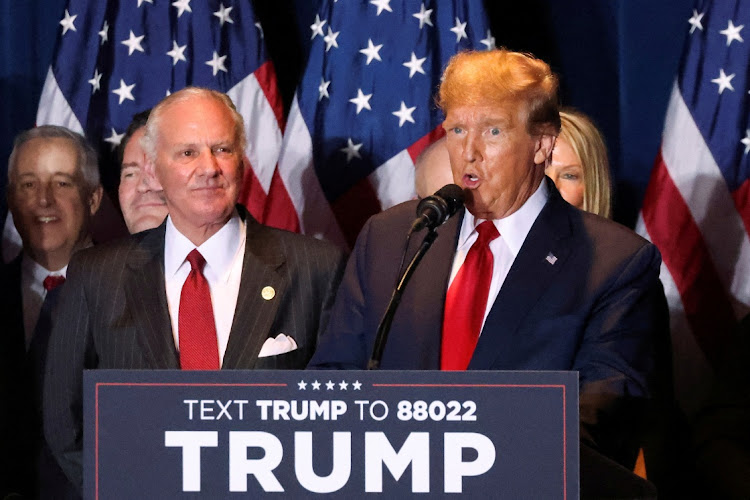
433, 184, 464, 217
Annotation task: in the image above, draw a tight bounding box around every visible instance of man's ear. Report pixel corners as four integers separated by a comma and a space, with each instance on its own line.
144, 158, 163, 190
534, 134, 557, 166
88, 186, 103, 216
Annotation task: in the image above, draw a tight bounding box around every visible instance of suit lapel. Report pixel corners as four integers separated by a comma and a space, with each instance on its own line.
222, 214, 287, 369
469, 182, 575, 369
124, 226, 179, 369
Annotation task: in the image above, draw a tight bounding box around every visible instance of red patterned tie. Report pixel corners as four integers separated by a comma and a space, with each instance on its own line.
43, 275, 65, 291
178, 249, 220, 370
441, 221, 500, 370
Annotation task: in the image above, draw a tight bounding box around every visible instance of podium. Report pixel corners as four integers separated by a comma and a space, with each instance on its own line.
85, 370, 578, 498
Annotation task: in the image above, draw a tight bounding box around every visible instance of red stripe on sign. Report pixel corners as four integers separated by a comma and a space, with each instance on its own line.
262, 169, 301, 233
641, 151, 736, 368
331, 178, 382, 249
254, 60, 285, 131
731, 178, 750, 238
407, 125, 446, 164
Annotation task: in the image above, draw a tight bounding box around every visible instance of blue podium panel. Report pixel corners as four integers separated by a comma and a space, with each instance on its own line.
84, 370, 578, 499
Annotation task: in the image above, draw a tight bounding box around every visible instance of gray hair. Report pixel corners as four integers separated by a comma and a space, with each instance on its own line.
141, 87, 246, 161
8, 125, 100, 192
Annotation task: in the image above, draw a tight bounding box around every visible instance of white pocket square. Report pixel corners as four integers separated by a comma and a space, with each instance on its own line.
258, 333, 298, 358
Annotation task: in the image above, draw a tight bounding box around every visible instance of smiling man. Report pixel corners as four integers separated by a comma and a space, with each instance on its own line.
117, 109, 169, 234
0, 125, 101, 498
43, 87, 346, 493
309, 49, 669, 470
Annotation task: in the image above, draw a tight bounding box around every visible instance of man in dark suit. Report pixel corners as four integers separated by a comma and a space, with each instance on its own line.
0, 125, 102, 499
43, 87, 346, 493
309, 49, 668, 470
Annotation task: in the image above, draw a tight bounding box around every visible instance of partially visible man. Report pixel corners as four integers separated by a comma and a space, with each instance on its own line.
0, 125, 102, 499
310, 49, 668, 469
117, 109, 169, 233
44, 87, 346, 493
414, 137, 454, 199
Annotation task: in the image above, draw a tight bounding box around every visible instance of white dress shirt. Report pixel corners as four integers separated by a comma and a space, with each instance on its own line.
448, 179, 549, 332
20, 255, 67, 349
164, 211, 246, 366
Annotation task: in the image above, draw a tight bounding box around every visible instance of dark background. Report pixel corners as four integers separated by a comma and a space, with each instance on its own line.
0, 0, 691, 230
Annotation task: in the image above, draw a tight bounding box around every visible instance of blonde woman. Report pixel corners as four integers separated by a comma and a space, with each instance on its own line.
546, 108, 612, 218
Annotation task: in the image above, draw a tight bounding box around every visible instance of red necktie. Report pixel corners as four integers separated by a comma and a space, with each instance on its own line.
178, 249, 220, 370
43, 275, 66, 291
441, 221, 500, 370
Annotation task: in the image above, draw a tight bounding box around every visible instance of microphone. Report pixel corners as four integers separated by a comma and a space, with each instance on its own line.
411, 184, 465, 232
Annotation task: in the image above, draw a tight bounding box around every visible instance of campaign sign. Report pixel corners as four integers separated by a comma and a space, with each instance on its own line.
84, 370, 578, 499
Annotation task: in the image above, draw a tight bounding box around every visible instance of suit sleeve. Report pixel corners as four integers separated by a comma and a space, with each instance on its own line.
43, 254, 95, 494
308, 218, 374, 369
574, 242, 670, 469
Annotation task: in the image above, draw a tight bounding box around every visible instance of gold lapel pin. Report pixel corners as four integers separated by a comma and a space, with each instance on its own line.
261, 286, 276, 300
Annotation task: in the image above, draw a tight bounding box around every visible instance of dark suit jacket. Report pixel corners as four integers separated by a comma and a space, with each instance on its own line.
0, 256, 79, 499
44, 208, 346, 492
309, 179, 669, 468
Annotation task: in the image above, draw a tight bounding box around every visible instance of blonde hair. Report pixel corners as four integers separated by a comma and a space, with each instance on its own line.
558, 108, 612, 218
437, 49, 560, 136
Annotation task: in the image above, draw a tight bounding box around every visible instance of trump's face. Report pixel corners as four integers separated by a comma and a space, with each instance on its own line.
150, 96, 243, 242
9, 137, 100, 270
119, 127, 168, 233
443, 99, 551, 220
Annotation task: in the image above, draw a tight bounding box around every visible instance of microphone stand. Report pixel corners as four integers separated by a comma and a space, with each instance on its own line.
368, 228, 439, 370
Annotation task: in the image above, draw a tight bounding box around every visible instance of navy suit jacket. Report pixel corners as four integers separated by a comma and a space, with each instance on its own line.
309, 179, 669, 467
44, 207, 346, 492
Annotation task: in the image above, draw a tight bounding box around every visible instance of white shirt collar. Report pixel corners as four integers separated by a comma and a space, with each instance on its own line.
22, 253, 68, 281
164, 210, 244, 283
458, 178, 549, 256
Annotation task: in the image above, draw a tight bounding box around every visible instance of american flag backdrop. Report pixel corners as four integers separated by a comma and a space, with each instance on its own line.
277, 0, 491, 248
636, 0, 750, 414
29, 0, 294, 237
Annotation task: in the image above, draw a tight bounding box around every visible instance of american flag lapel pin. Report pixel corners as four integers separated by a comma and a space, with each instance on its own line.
545, 252, 558, 265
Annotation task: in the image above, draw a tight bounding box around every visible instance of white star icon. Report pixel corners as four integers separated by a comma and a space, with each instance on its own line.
688, 9, 704, 34
166, 40, 187, 65
121, 30, 145, 56
214, 3, 234, 26
298, 380, 307, 390
255, 22, 264, 39
360, 38, 383, 65
413, 3, 433, 29
720, 20, 744, 46
88, 69, 102, 94
349, 89, 372, 114
312, 380, 321, 390
741, 129, 750, 155
318, 78, 331, 101
104, 128, 124, 149
98, 21, 109, 45
338, 381, 348, 390
310, 14, 326, 40
450, 17, 467, 42
112, 79, 135, 105
711, 68, 735, 94
60, 9, 77, 35
172, 0, 192, 18
323, 27, 340, 52
352, 381, 362, 390
481, 30, 496, 50
370, 0, 393, 16
137, 0, 153, 7
393, 101, 416, 127
340, 138, 363, 162
325, 380, 335, 390
403, 52, 426, 78
206, 51, 228, 76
